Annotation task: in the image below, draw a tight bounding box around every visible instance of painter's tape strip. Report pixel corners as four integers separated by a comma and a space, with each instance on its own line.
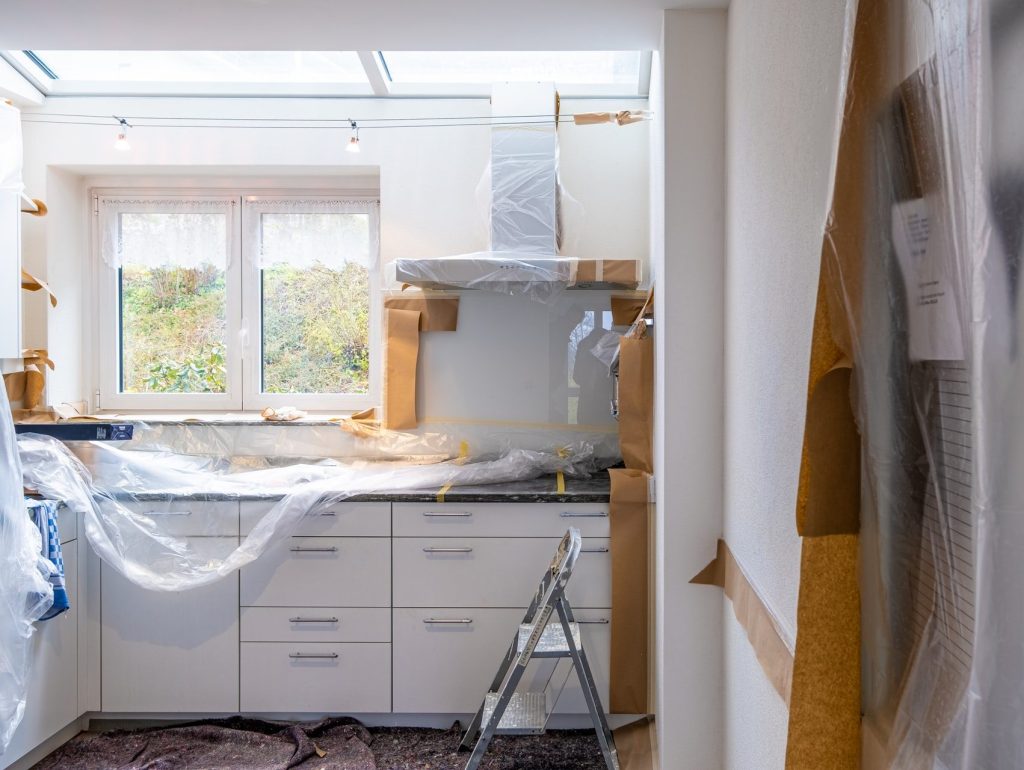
436, 481, 453, 503
609, 468, 651, 714
691, 539, 794, 704
555, 471, 565, 494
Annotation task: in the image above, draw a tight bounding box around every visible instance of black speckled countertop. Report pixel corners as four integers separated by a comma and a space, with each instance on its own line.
114, 472, 612, 504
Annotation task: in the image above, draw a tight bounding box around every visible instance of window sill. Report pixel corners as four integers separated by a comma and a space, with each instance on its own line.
88, 411, 360, 427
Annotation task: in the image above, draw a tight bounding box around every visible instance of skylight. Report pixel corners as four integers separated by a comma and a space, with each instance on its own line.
27, 50, 366, 83
381, 51, 642, 87
4, 49, 651, 97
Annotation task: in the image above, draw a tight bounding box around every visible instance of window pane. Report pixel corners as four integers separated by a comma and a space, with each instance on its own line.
382, 51, 642, 86
32, 50, 366, 83
119, 213, 228, 394
260, 213, 370, 395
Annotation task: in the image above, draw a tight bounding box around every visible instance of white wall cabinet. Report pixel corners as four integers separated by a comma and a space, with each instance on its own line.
0, 189, 21, 360
100, 537, 240, 713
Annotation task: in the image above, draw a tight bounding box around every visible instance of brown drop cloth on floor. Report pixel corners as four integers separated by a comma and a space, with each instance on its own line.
32, 717, 609, 770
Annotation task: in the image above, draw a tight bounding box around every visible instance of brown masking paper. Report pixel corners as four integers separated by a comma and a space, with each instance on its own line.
575, 259, 641, 288
610, 294, 653, 326
21, 269, 57, 307
383, 294, 459, 332
609, 468, 651, 714
785, 535, 860, 770
383, 308, 421, 430
613, 716, 656, 770
618, 333, 654, 474
692, 539, 794, 703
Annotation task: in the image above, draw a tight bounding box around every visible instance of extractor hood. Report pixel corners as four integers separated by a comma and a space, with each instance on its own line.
393, 82, 641, 296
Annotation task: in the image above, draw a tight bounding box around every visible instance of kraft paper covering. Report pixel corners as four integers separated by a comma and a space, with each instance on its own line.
610, 294, 653, 326
383, 308, 421, 430
618, 331, 654, 474
612, 716, 656, 770
20, 269, 57, 307
573, 259, 641, 288
383, 294, 460, 332
3, 349, 55, 411
608, 468, 650, 715
691, 539, 794, 703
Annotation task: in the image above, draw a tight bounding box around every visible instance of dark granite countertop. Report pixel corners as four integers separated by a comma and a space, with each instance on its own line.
109, 472, 612, 504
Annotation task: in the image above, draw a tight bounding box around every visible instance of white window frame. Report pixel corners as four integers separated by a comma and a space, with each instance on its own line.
241, 195, 380, 412
94, 188, 380, 413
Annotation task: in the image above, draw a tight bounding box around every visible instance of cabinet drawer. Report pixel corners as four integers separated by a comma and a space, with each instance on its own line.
241, 642, 390, 713
393, 503, 609, 538
101, 537, 239, 713
120, 499, 239, 536
241, 501, 390, 537
241, 607, 390, 643
393, 537, 610, 608
393, 608, 611, 714
240, 537, 390, 607
57, 504, 77, 543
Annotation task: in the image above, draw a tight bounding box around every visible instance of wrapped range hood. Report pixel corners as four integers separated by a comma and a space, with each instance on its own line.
393, 82, 641, 296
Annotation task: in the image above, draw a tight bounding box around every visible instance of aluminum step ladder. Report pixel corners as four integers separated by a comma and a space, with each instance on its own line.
459, 527, 619, 770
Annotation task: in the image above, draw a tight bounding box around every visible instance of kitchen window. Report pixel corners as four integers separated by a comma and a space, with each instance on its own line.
96, 191, 380, 412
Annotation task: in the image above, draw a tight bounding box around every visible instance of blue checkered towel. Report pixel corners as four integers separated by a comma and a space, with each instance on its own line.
27, 499, 70, 620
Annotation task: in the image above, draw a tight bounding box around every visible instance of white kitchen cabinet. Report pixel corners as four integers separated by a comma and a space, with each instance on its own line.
2, 547, 79, 767
101, 537, 239, 713
240, 501, 389, 537
0, 189, 21, 360
393, 537, 611, 608
393, 502, 610, 538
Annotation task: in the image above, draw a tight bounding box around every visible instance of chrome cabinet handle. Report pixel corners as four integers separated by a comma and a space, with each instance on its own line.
577, 618, 610, 625
290, 545, 338, 553
144, 510, 192, 516
560, 512, 608, 518
422, 511, 473, 518
289, 616, 339, 624
289, 652, 338, 659
423, 618, 473, 624
581, 546, 610, 553
422, 547, 473, 553
306, 511, 336, 517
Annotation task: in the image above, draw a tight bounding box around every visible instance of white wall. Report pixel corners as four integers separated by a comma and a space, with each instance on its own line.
656, 10, 727, 769
19, 96, 648, 436
724, 0, 851, 766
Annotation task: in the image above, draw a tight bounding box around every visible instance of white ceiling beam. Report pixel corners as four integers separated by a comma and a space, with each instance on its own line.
357, 51, 390, 96
0, 56, 44, 106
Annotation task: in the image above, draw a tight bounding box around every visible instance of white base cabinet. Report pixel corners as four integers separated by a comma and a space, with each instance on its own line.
100, 538, 240, 713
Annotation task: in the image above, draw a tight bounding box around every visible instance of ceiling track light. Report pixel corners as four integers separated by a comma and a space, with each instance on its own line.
346, 119, 360, 153
113, 116, 131, 151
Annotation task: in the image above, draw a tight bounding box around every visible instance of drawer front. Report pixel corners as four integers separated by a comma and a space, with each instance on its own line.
393, 503, 609, 538
120, 499, 239, 537
241, 501, 390, 537
57, 504, 77, 543
241, 607, 391, 643
393, 537, 611, 608
393, 608, 612, 714
241, 642, 390, 713
240, 537, 390, 607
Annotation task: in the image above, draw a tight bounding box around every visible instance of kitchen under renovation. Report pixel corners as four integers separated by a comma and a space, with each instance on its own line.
0, 1, 1021, 769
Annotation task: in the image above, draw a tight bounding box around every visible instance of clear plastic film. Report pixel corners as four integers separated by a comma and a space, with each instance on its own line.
0, 387, 54, 755
820, 0, 1021, 766
18, 431, 605, 593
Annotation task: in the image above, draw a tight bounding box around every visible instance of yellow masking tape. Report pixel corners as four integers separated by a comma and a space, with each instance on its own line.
556, 471, 566, 494
436, 481, 453, 503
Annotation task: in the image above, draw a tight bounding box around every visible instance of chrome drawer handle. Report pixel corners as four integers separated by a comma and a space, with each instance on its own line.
422, 547, 473, 553
289, 652, 338, 659
581, 547, 610, 553
422, 511, 473, 517
423, 618, 473, 624
306, 511, 337, 517
560, 512, 608, 518
290, 546, 338, 553
144, 510, 192, 516
577, 618, 610, 625
289, 616, 339, 623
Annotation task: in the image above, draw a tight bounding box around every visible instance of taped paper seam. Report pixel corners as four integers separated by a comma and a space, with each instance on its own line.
691, 538, 794, 704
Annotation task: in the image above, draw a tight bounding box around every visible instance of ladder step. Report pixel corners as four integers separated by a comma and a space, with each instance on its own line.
517, 622, 581, 657
482, 691, 548, 735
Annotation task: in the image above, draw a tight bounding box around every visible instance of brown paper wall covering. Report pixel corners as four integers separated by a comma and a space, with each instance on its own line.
383, 295, 459, 332
618, 335, 654, 474
383, 308, 421, 430
608, 468, 651, 714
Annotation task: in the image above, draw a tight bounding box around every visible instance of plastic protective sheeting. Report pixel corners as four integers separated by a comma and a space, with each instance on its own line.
0, 389, 54, 755
18, 433, 603, 592
820, 0, 1022, 766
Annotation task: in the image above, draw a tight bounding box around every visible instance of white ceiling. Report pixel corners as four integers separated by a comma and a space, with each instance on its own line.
0, 0, 727, 52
